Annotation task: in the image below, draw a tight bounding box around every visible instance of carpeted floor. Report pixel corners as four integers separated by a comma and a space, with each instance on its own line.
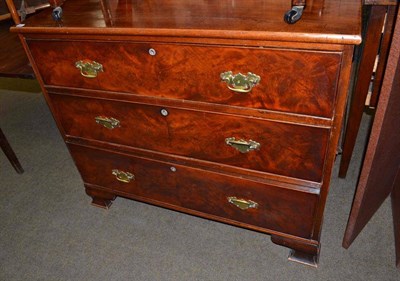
0, 88, 398, 280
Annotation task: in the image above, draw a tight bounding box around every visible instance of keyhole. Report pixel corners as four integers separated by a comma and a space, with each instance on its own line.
161, 109, 168, 116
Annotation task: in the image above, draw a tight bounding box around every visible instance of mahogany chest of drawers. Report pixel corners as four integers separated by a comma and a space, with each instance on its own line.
10, 0, 361, 267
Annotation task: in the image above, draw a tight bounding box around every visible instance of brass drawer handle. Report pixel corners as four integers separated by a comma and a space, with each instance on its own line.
225, 137, 260, 153
75, 60, 103, 78
227, 197, 258, 210
95, 116, 120, 129
112, 169, 135, 183
220, 71, 260, 93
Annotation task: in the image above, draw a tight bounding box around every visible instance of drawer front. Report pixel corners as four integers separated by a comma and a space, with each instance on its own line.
28, 40, 341, 117
69, 144, 318, 239
51, 94, 330, 182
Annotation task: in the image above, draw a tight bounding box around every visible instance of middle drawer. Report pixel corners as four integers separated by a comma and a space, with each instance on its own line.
50, 93, 330, 182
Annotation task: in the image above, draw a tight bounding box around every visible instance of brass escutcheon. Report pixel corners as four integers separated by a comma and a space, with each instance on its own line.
112, 169, 135, 183
227, 197, 258, 210
95, 116, 120, 129
75, 60, 103, 78
225, 137, 260, 153
220, 71, 260, 93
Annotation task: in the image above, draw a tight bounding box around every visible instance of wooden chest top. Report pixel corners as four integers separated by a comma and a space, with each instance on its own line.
15, 0, 361, 45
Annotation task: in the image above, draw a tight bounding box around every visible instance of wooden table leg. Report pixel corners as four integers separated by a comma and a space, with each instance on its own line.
391, 167, 400, 268
0, 127, 24, 174
339, 6, 387, 178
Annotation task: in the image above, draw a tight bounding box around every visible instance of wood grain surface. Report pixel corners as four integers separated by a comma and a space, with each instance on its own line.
70, 143, 318, 239
9, 0, 361, 265
50, 93, 330, 182
28, 40, 341, 118
13, 0, 361, 44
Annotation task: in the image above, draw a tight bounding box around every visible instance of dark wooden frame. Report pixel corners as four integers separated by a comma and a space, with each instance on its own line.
343, 7, 400, 269
339, 2, 398, 178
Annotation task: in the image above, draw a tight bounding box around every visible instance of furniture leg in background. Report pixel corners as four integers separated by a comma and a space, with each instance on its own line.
392, 168, 400, 267
0, 16, 29, 175
0, 127, 24, 173
0, 0, 48, 173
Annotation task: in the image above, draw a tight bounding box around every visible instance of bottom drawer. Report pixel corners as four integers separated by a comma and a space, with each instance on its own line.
69, 144, 319, 239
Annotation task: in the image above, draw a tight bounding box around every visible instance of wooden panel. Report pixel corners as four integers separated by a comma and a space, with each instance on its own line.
369, 6, 397, 107
16, 0, 361, 45
28, 40, 342, 117
69, 143, 318, 239
50, 93, 330, 182
339, 6, 387, 177
343, 9, 400, 251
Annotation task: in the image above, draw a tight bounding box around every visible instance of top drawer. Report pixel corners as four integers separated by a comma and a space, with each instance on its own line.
27, 40, 341, 118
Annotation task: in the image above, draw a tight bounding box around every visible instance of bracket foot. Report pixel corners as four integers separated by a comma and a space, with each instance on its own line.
288, 249, 319, 268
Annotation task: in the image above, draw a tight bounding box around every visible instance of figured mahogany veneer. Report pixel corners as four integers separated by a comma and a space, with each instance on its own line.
69, 143, 318, 238
27, 40, 341, 118
10, 0, 361, 267
49, 93, 329, 182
